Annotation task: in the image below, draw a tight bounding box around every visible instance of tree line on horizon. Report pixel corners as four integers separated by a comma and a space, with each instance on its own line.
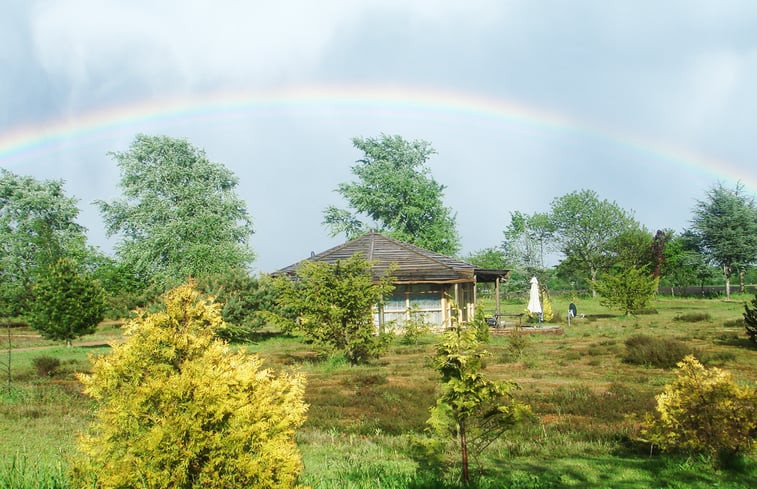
2, 132, 757, 340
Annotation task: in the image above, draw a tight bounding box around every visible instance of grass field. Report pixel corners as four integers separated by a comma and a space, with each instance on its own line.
1, 294, 755, 488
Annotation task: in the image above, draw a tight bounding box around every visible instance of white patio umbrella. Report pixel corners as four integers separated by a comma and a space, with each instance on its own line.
527, 276, 542, 319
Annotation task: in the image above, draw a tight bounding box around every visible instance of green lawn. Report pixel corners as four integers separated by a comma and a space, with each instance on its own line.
1, 294, 755, 488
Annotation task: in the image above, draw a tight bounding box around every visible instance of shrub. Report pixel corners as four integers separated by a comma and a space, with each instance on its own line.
642, 356, 757, 465
32, 356, 60, 377
506, 328, 530, 361
673, 312, 711, 323
593, 265, 659, 315
744, 292, 757, 344
271, 254, 394, 364
72, 283, 307, 489
402, 305, 431, 346
623, 335, 698, 368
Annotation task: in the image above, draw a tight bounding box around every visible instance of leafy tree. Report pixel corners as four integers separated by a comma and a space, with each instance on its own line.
427, 321, 530, 485
0, 169, 86, 318
72, 283, 307, 489
593, 265, 659, 315
272, 254, 394, 364
550, 189, 637, 296
642, 355, 757, 466
27, 258, 105, 347
97, 134, 254, 288
502, 210, 554, 275
464, 247, 508, 271
690, 182, 757, 299
85, 250, 149, 319
744, 292, 757, 344
660, 231, 716, 296
608, 225, 654, 270
323, 134, 460, 256
197, 268, 275, 342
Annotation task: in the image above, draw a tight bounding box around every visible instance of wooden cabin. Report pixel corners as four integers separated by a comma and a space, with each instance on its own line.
274, 231, 509, 331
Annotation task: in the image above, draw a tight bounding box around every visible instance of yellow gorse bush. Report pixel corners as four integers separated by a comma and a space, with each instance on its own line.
73, 283, 308, 489
642, 355, 756, 462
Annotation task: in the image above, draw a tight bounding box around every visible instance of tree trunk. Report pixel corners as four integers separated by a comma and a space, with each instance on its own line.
724, 264, 731, 300
740, 270, 745, 294
460, 419, 469, 486
591, 268, 598, 298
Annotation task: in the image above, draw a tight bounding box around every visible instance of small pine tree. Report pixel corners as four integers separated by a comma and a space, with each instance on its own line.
744, 292, 757, 344
642, 355, 757, 466
72, 283, 307, 489
428, 321, 530, 484
28, 258, 105, 347
594, 265, 659, 315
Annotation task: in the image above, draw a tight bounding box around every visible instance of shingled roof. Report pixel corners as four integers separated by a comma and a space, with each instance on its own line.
274, 231, 508, 284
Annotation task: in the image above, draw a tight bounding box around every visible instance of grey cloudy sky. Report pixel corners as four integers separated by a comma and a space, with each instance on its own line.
2, 0, 756, 272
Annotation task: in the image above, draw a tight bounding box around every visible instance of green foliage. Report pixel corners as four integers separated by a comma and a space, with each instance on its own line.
0, 170, 87, 319
744, 292, 757, 344
642, 356, 757, 464
471, 308, 490, 344
504, 328, 530, 362
323, 134, 461, 255
401, 305, 432, 346
85, 251, 148, 319
27, 258, 105, 346
428, 322, 530, 484
673, 312, 711, 323
72, 283, 307, 489
272, 254, 394, 364
550, 189, 638, 293
464, 247, 508, 271
502, 210, 555, 275
197, 268, 274, 342
660, 230, 716, 293
608, 225, 654, 270
690, 182, 757, 298
623, 335, 699, 369
31, 356, 61, 377
593, 265, 659, 315
97, 134, 254, 288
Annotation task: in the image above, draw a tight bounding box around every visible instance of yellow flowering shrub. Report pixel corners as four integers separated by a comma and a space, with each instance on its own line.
72, 283, 307, 489
642, 355, 756, 462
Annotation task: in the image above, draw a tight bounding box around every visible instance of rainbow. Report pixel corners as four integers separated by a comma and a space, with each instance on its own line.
0, 84, 754, 190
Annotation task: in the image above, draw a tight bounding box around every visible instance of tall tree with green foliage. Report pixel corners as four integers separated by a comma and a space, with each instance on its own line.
464, 247, 508, 271
550, 189, 637, 296
97, 134, 254, 288
427, 321, 529, 485
323, 134, 460, 255
73, 283, 307, 488
502, 210, 555, 275
660, 231, 715, 296
608, 225, 654, 270
690, 182, 757, 299
0, 169, 87, 318
272, 254, 394, 364
27, 258, 105, 347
